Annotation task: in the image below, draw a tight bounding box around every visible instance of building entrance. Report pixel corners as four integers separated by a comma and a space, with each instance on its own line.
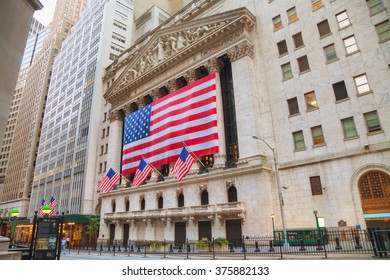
225, 219, 242, 247
174, 222, 186, 246
358, 170, 390, 229
198, 221, 212, 240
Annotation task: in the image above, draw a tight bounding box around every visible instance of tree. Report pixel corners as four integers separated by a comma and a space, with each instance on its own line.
85, 216, 100, 248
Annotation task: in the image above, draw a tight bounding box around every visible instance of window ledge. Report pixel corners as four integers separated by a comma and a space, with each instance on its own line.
338, 24, 352, 31
283, 76, 293, 82
299, 69, 311, 75
294, 45, 305, 51
289, 113, 301, 118
344, 135, 359, 141
319, 33, 332, 40
346, 50, 360, 57
274, 26, 283, 32
313, 143, 326, 148
357, 90, 373, 97
335, 97, 350, 104
312, 4, 324, 12
326, 58, 339, 64
370, 9, 386, 17
294, 147, 306, 152
278, 52, 289, 58
367, 130, 384, 136
289, 18, 299, 24
306, 107, 319, 113
379, 37, 390, 44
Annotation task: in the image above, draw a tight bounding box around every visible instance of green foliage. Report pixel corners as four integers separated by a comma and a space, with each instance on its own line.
150, 242, 164, 248
195, 237, 209, 248
85, 215, 100, 235
213, 237, 229, 246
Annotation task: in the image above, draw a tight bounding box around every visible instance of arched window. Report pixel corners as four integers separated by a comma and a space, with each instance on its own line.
140, 198, 145, 210
158, 196, 163, 209
228, 186, 238, 202
178, 193, 184, 207
125, 199, 130, 211
201, 190, 209, 205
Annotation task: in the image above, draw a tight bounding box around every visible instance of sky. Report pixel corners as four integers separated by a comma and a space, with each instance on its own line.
33, 0, 57, 26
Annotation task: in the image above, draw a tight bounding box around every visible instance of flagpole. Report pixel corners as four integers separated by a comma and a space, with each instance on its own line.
140, 155, 165, 181
182, 142, 209, 172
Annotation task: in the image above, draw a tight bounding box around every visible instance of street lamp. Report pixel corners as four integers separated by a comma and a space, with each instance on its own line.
10, 209, 20, 243
313, 210, 321, 237
252, 136, 289, 250
270, 213, 275, 241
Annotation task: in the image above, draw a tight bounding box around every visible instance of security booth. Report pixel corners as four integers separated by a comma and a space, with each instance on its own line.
273, 228, 329, 246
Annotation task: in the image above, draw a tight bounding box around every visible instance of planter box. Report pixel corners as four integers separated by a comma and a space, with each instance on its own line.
196, 246, 210, 253
148, 245, 168, 253
213, 244, 228, 252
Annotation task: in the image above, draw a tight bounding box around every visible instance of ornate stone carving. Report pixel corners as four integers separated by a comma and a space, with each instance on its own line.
184, 69, 198, 83
205, 57, 224, 73
199, 184, 208, 193
176, 188, 183, 197
108, 110, 124, 122
139, 194, 145, 202
166, 80, 177, 92
226, 180, 235, 190
150, 88, 163, 101
226, 41, 254, 62
156, 191, 163, 199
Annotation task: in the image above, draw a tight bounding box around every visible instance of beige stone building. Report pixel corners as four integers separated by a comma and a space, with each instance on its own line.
97, 0, 390, 246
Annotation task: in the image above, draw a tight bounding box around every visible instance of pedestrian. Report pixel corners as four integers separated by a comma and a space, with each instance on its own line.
61, 237, 67, 254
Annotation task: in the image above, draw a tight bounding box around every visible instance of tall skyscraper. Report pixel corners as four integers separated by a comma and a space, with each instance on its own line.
0, 0, 89, 220
0, 0, 43, 149
29, 0, 135, 224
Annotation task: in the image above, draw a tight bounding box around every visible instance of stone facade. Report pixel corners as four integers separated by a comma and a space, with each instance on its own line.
97, 0, 390, 245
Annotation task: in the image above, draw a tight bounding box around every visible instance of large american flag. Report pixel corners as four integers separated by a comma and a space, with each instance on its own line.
122, 73, 219, 176
172, 147, 194, 181
98, 168, 120, 193
49, 196, 58, 216
38, 198, 47, 217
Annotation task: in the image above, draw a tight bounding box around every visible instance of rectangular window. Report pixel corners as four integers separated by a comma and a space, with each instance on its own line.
341, 117, 358, 139
273, 15, 283, 30
343, 36, 358, 54
364, 111, 382, 133
304, 91, 318, 111
310, 176, 323, 195
354, 74, 371, 95
311, 125, 325, 145
287, 97, 299, 116
317, 20, 331, 37
293, 32, 304, 48
287, 7, 298, 23
375, 21, 390, 42
323, 44, 338, 62
277, 40, 288, 56
312, 0, 324, 10
297, 55, 310, 73
332, 81, 349, 101
336, 11, 351, 29
367, 0, 385, 14
293, 130, 305, 150
281, 63, 293, 80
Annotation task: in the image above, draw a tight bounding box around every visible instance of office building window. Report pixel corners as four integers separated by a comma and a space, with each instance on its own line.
304, 91, 318, 111
323, 44, 338, 63
311, 125, 325, 145
273, 15, 283, 30
277, 40, 288, 56
312, 0, 324, 10
343, 36, 359, 54
354, 74, 371, 95
317, 20, 331, 37
341, 117, 358, 139
293, 130, 305, 150
228, 186, 238, 202
297, 55, 310, 73
366, 0, 385, 15
178, 193, 184, 207
336, 11, 351, 29
281, 63, 293, 80
364, 111, 382, 133
287, 7, 298, 23
333, 81, 349, 101
140, 198, 145, 210
158, 196, 163, 209
310, 176, 323, 195
375, 21, 390, 42
201, 190, 209, 205
287, 97, 299, 116
292, 32, 304, 48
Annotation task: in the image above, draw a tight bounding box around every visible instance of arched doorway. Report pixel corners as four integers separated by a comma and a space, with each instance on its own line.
358, 170, 390, 229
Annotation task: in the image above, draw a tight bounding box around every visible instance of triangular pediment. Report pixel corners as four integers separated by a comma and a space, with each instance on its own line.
104, 7, 255, 105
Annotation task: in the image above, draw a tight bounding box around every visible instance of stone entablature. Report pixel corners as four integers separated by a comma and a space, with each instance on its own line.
103, 201, 246, 226
104, 7, 255, 111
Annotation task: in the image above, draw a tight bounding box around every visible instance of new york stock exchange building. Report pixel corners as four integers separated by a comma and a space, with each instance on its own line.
96, 0, 390, 247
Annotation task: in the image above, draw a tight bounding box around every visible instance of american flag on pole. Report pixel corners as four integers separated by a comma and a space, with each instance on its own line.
172, 147, 195, 181
38, 198, 47, 217
98, 168, 120, 193
122, 73, 219, 176
133, 159, 153, 187
48, 196, 58, 216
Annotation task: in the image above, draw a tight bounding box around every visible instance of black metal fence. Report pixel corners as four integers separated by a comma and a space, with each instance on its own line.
61, 228, 390, 259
